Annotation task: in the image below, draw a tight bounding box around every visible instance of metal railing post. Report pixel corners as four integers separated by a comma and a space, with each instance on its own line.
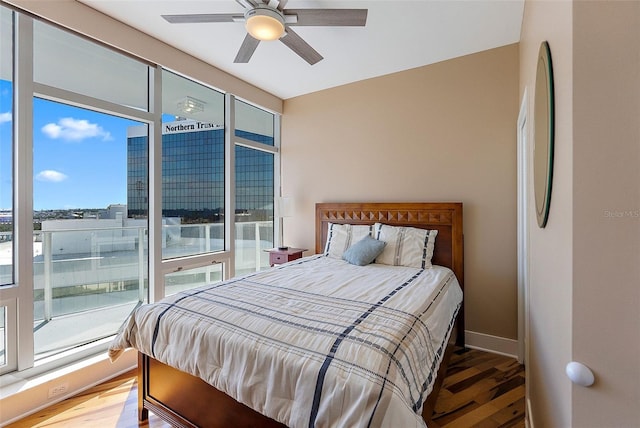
43, 231, 52, 322
206, 223, 211, 253
91, 231, 98, 275
138, 227, 145, 303
255, 222, 261, 272
236, 222, 243, 271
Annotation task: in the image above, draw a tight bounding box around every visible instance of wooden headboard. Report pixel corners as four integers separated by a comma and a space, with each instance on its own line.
315, 202, 464, 345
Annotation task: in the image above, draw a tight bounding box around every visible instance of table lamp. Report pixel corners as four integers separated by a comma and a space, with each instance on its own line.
274, 196, 293, 250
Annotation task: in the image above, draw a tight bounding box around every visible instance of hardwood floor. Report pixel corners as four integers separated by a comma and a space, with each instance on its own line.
7, 348, 525, 428
427, 348, 526, 428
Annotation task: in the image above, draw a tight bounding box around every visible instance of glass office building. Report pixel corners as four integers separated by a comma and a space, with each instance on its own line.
127, 119, 274, 223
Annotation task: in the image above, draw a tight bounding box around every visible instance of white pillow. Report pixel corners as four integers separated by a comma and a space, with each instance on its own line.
373, 223, 438, 269
324, 223, 373, 259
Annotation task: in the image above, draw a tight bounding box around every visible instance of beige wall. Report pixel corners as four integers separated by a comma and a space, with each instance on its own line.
522, 0, 640, 426
572, 2, 640, 426
520, 1, 574, 426
282, 44, 520, 340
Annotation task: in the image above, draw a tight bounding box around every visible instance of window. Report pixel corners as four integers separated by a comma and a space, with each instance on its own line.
160, 70, 225, 261
235, 100, 275, 146
234, 100, 277, 275
0, 12, 153, 368
0, 7, 279, 377
33, 20, 148, 111
32, 99, 147, 358
26, 17, 151, 362
235, 146, 274, 275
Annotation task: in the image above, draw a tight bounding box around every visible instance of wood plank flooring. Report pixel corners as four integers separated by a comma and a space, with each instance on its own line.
427, 348, 526, 428
7, 348, 525, 428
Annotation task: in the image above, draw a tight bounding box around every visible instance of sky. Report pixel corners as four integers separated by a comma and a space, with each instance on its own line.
1, 79, 144, 211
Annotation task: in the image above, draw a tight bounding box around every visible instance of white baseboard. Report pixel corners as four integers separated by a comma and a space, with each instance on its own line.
464, 330, 518, 358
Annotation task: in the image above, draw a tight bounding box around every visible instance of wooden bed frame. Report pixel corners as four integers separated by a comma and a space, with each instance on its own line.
138, 202, 464, 427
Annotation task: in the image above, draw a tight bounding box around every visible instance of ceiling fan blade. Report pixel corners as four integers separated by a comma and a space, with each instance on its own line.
280, 27, 323, 65
286, 9, 368, 27
234, 34, 260, 63
162, 13, 242, 24
236, 0, 258, 9
276, 0, 288, 11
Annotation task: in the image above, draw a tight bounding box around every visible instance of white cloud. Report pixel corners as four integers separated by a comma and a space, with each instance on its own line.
35, 170, 68, 183
0, 112, 11, 124
41, 117, 112, 142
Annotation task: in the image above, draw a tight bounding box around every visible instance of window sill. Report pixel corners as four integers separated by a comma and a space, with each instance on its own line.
0, 342, 136, 426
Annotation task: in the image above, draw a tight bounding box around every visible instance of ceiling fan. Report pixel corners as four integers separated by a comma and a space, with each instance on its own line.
162, 0, 368, 65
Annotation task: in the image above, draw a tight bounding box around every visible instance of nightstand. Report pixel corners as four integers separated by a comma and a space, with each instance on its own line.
266, 247, 307, 266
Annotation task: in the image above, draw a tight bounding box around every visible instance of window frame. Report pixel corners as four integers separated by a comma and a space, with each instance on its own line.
0, 7, 281, 376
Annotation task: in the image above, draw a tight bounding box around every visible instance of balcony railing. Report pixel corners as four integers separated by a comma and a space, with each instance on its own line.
1, 220, 273, 358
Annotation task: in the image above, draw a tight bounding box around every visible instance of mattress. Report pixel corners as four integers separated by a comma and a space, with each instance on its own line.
109, 254, 463, 428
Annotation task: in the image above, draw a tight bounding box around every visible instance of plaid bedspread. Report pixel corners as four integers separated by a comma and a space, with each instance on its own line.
109, 255, 462, 428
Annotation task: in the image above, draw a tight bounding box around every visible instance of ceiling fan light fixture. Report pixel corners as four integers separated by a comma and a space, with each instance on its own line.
245, 6, 285, 41
177, 96, 205, 114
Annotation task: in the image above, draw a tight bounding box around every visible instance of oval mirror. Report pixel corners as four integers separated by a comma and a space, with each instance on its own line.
533, 41, 555, 228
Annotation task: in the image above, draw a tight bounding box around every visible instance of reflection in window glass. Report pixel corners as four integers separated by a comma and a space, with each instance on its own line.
32, 99, 148, 359
235, 147, 274, 276
158, 70, 226, 261
235, 100, 274, 146
0, 7, 13, 286
165, 264, 222, 297
234, 100, 276, 275
33, 20, 148, 112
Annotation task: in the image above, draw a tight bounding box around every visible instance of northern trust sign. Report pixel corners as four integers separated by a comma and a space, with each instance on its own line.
127, 120, 223, 138
163, 120, 223, 134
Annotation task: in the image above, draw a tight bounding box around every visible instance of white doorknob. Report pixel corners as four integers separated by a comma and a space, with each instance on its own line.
565, 361, 595, 387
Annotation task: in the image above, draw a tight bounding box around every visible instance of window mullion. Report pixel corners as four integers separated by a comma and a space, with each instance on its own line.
234, 136, 279, 154
225, 93, 236, 280
273, 113, 282, 248
13, 12, 34, 371
33, 82, 155, 124
148, 65, 163, 303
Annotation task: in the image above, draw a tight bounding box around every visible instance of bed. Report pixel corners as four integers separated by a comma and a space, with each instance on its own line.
109, 202, 464, 427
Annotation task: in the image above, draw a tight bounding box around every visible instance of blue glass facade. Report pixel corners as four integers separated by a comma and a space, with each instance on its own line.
127, 121, 274, 222
127, 135, 148, 217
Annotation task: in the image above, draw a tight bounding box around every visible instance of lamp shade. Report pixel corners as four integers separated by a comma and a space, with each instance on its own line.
245, 7, 285, 41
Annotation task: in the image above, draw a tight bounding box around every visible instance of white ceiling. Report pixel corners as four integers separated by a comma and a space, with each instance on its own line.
78, 0, 524, 100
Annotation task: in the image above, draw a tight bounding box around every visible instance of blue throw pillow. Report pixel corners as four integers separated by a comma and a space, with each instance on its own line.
342, 235, 386, 266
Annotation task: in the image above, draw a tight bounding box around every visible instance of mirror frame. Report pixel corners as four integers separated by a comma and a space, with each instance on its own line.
533, 41, 555, 228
